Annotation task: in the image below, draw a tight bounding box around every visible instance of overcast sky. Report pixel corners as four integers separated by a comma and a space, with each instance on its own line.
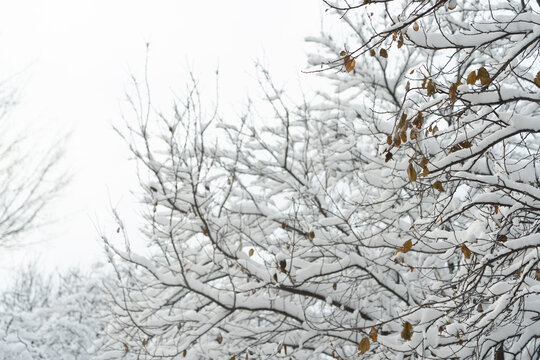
0, 1, 324, 275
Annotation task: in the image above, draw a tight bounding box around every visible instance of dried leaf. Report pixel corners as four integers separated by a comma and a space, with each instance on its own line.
403, 239, 413, 253
535, 269, 540, 281
249, 248, 254, 257
124, 343, 129, 352
413, 22, 419, 31
394, 134, 401, 147
379, 48, 388, 58
333, 282, 337, 290
340, 50, 347, 57
449, 83, 458, 103
407, 163, 417, 182
344, 56, 356, 72
386, 135, 393, 145
461, 243, 472, 259
534, 71, 540, 88
369, 49, 376, 57
427, 79, 436, 97
432, 181, 444, 192
466, 70, 477, 85
497, 234, 508, 242
385, 152, 393, 162
369, 327, 378, 342
399, 113, 408, 127
449, 144, 461, 153
401, 322, 413, 341
459, 140, 472, 148
477, 67, 490, 85
413, 112, 424, 129
358, 337, 370, 355
400, 131, 407, 143
398, 33, 404, 48
279, 259, 287, 272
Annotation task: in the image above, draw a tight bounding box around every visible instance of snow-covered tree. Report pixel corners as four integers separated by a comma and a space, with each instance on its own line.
0, 84, 66, 249
103, 1, 540, 359
0, 264, 112, 359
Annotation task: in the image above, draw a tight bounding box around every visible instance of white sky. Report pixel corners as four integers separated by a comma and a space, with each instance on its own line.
0, 1, 324, 275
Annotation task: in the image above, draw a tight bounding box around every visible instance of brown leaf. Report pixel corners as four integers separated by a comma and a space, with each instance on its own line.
535, 269, 540, 281
427, 79, 436, 97
466, 70, 477, 85
369, 49, 376, 57
534, 71, 540, 88
413, 22, 419, 31
358, 337, 370, 355
398, 33, 404, 48
369, 327, 378, 342
385, 152, 393, 162
459, 140, 472, 148
403, 239, 413, 253
432, 181, 444, 192
249, 248, 254, 257
407, 163, 417, 182
340, 50, 347, 57
279, 259, 287, 272
413, 112, 424, 129
124, 343, 129, 352
401, 322, 413, 341
449, 83, 458, 103
461, 243, 472, 259
308, 231, 315, 240
386, 135, 393, 145
477, 67, 490, 85
333, 282, 337, 290
449, 144, 461, 153
344, 56, 356, 72
400, 131, 407, 143
394, 134, 401, 147
379, 48, 388, 58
